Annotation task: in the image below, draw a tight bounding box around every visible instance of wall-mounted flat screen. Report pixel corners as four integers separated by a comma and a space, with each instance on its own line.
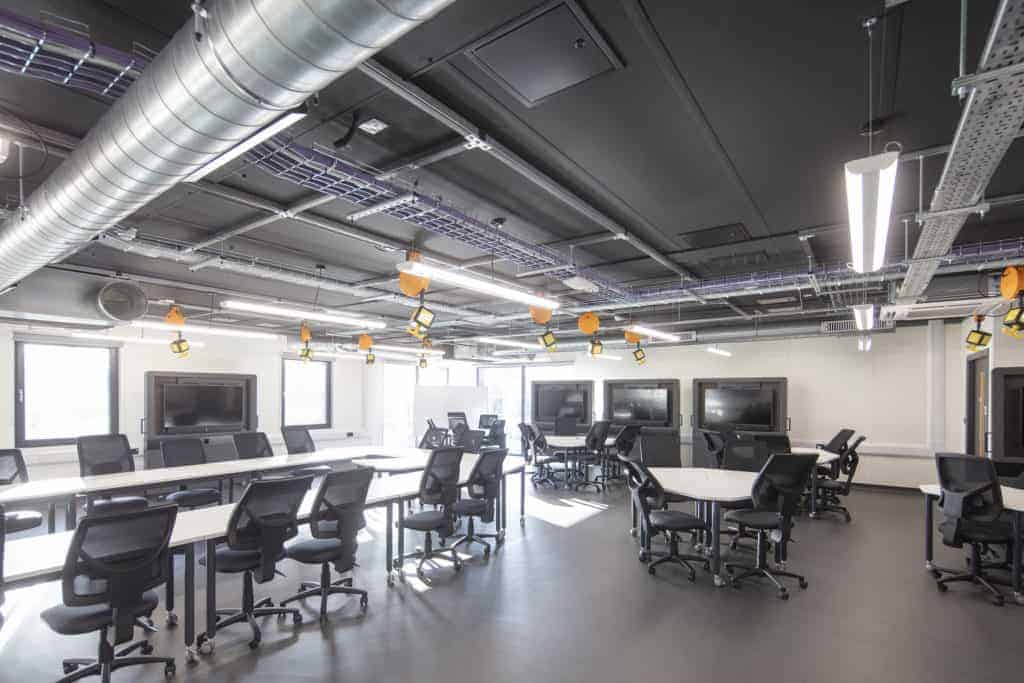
163, 384, 245, 431
532, 382, 592, 426
612, 388, 669, 423
701, 387, 774, 430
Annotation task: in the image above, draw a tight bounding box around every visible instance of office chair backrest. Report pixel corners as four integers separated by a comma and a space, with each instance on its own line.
447, 412, 468, 431
418, 447, 464, 508
750, 453, 817, 518
281, 426, 316, 455
62, 503, 178, 643
722, 434, 772, 472
450, 421, 469, 445
160, 438, 207, 468
478, 414, 498, 429
823, 428, 855, 454
228, 475, 313, 582
631, 460, 669, 519
701, 430, 726, 468
309, 466, 373, 567
76, 434, 135, 477
466, 448, 507, 501
419, 424, 448, 449
754, 432, 792, 454
517, 423, 534, 462
935, 453, 1003, 528
554, 416, 577, 436
459, 429, 485, 453
638, 431, 681, 468
840, 435, 865, 481
585, 420, 611, 452
613, 424, 642, 461
233, 432, 274, 460
489, 419, 506, 436
0, 449, 28, 485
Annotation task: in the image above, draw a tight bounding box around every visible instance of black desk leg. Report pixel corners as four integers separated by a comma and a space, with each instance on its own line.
630, 497, 637, 537
200, 539, 217, 655
385, 502, 394, 587
520, 467, 526, 528
165, 554, 175, 626
710, 502, 725, 587
924, 494, 935, 571
809, 473, 819, 519
66, 497, 77, 530
499, 474, 508, 543
396, 500, 405, 583
47, 503, 55, 533
1013, 511, 1022, 605
184, 543, 196, 664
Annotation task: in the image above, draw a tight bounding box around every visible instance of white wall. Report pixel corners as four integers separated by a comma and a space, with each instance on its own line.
0, 326, 367, 479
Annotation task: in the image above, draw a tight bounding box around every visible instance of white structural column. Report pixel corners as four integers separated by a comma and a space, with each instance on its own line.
926, 319, 946, 451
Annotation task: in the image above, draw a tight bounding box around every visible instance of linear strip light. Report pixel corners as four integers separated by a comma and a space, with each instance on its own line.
396, 261, 560, 310
626, 324, 680, 342
477, 336, 542, 349
184, 110, 307, 183
584, 353, 621, 361
221, 299, 386, 329
706, 346, 732, 357
72, 332, 206, 347
131, 320, 280, 340
340, 343, 444, 357
852, 304, 875, 331
845, 151, 898, 273
345, 194, 417, 221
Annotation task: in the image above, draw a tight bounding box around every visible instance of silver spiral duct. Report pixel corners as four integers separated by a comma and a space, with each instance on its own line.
0, 0, 455, 290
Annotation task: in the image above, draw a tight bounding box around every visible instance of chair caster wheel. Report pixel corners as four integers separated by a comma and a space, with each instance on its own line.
936, 582, 948, 593
165, 662, 176, 678
141, 642, 154, 655
63, 664, 78, 674
360, 596, 369, 612
198, 639, 214, 655
992, 595, 1005, 606
249, 639, 261, 650
483, 546, 491, 557
648, 566, 656, 576
929, 569, 941, 579
688, 572, 696, 583
844, 513, 852, 524
454, 562, 463, 572
799, 579, 808, 589
293, 612, 303, 625
166, 612, 178, 628
638, 551, 648, 562
778, 590, 789, 600
186, 647, 199, 664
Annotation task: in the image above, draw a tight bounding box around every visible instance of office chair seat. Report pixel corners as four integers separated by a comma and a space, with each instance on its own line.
4, 508, 43, 533
400, 510, 448, 532
938, 519, 1013, 544
291, 465, 332, 478
724, 509, 785, 530
205, 547, 286, 573
165, 487, 221, 508
649, 509, 706, 532
41, 591, 159, 636
451, 498, 489, 516
286, 537, 347, 565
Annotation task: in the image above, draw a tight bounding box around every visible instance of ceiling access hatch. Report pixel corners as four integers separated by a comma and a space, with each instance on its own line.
464, 0, 622, 108
679, 222, 752, 250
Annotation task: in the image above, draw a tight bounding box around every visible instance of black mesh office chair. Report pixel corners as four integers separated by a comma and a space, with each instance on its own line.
724, 453, 817, 599
483, 419, 506, 449
812, 435, 864, 523
419, 423, 448, 449
197, 475, 314, 650
700, 430, 727, 468
554, 416, 577, 436
159, 439, 223, 509
933, 453, 1012, 605
815, 428, 855, 477
451, 449, 507, 557
76, 435, 147, 514
575, 420, 611, 492
478, 414, 498, 429
233, 432, 274, 460
531, 430, 570, 488
0, 448, 45, 534
628, 460, 709, 580
281, 426, 331, 479
395, 448, 464, 583
448, 412, 468, 432
281, 467, 373, 622
41, 503, 179, 681
638, 432, 689, 507
458, 429, 485, 452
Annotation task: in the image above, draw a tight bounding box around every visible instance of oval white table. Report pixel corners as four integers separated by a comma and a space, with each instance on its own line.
918, 483, 1024, 604
647, 467, 757, 586
545, 435, 617, 450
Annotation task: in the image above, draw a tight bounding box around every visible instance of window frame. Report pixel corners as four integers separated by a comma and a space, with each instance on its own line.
281, 357, 333, 430
14, 340, 120, 448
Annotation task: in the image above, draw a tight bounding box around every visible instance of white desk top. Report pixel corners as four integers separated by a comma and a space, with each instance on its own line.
0, 446, 430, 506
545, 436, 616, 449
789, 446, 841, 464
3, 456, 525, 585
647, 467, 756, 503
918, 483, 1024, 512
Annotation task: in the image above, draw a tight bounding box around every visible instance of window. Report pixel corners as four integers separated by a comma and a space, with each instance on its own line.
366, 361, 416, 447
417, 364, 448, 387
15, 341, 118, 447
282, 358, 331, 429
478, 366, 523, 451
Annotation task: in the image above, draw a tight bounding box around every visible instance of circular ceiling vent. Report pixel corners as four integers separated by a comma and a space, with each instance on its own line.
97, 281, 149, 322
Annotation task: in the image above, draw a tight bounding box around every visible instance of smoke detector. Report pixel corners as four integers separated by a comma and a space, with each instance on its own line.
562, 275, 600, 293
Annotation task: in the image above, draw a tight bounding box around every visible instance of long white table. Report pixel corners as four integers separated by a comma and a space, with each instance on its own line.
545, 435, 616, 450
3, 454, 526, 662
648, 467, 756, 585
918, 483, 1023, 605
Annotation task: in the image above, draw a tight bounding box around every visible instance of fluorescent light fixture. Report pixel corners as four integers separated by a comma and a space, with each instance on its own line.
72, 332, 206, 347
845, 150, 898, 273
184, 109, 307, 183
706, 346, 732, 357
221, 299, 386, 329
858, 336, 873, 352
853, 304, 875, 331
397, 261, 560, 310
477, 336, 541, 350
345, 194, 416, 221
626, 324, 680, 342
340, 343, 443, 357
584, 353, 621, 361
131, 320, 280, 340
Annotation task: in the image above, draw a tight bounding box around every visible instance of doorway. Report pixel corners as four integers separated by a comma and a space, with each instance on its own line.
965, 352, 989, 455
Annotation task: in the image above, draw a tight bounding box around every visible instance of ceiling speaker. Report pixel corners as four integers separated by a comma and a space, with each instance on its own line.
97, 281, 148, 322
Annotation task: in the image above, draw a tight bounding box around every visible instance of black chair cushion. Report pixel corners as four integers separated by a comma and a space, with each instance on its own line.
286, 537, 344, 564
399, 510, 448, 532
206, 547, 285, 573
724, 510, 784, 530
4, 509, 43, 534
166, 488, 221, 508
649, 509, 706, 532
42, 590, 159, 636
451, 498, 489, 516
938, 519, 1013, 544
291, 465, 332, 477
815, 479, 846, 491
719, 498, 753, 511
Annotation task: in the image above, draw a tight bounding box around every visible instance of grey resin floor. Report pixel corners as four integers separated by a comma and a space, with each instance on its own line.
1, 480, 1020, 682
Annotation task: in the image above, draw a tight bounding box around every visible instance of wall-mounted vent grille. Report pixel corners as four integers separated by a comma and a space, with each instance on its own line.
675, 331, 697, 343
679, 222, 751, 250
820, 319, 894, 335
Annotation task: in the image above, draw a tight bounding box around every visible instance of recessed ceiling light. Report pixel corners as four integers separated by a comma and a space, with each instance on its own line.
358, 118, 389, 135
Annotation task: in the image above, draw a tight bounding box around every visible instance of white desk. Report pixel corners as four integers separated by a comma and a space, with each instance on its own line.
648, 467, 756, 585
918, 483, 1023, 604
545, 435, 616, 449
3, 455, 526, 661
788, 447, 840, 518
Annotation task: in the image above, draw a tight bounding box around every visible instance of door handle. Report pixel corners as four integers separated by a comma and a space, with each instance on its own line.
985, 431, 991, 454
